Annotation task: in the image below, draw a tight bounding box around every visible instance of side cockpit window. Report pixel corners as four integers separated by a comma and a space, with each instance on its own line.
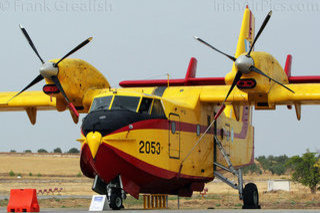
111, 96, 140, 112
139, 98, 153, 114
90, 96, 113, 112
151, 99, 165, 117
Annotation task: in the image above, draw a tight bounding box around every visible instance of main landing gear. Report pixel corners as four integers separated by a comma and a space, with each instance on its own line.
92, 175, 126, 210
243, 183, 260, 209
214, 136, 261, 209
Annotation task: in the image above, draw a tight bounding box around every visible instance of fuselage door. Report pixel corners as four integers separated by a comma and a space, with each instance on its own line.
169, 113, 180, 159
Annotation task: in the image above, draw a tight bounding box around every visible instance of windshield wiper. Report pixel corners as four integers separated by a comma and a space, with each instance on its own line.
95, 105, 107, 111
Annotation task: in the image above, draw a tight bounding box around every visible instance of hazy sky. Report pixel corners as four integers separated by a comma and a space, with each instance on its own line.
0, 0, 319, 156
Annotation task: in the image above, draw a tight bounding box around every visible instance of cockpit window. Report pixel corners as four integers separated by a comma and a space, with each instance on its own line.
90, 96, 113, 112
139, 98, 153, 114
111, 96, 140, 112
151, 99, 165, 117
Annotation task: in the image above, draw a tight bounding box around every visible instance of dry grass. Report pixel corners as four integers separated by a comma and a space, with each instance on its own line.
0, 153, 320, 209
0, 153, 93, 197
0, 153, 80, 176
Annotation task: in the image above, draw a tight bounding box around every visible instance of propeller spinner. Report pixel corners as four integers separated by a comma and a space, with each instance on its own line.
10, 25, 93, 123
195, 10, 294, 121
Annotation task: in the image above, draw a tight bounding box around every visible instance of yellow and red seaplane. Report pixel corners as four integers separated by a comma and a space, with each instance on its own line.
1, 6, 319, 209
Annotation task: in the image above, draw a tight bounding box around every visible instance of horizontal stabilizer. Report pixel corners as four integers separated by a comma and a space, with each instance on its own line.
284, 54, 320, 84
120, 57, 225, 87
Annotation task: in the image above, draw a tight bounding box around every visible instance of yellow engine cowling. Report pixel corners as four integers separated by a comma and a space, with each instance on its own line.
45, 58, 110, 112
225, 52, 289, 109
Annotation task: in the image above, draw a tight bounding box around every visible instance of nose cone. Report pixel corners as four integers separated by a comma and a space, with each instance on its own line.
235, 55, 254, 74
40, 61, 59, 78
86, 131, 102, 159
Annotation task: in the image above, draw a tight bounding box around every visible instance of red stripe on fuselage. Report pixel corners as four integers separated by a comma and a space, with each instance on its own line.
109, 119, 212, 136
108, 107, 250, 139
80, 143, 213, 197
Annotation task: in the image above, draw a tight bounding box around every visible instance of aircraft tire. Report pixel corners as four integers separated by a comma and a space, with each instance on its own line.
242, 183, 261, 209
109, 191, 123, 210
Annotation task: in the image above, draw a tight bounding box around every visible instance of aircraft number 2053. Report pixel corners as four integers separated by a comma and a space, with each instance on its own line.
139, 141, 161, 155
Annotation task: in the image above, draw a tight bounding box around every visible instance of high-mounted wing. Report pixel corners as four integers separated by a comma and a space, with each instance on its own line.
199, 83, 320, 105
0, 91, 56, 110
269, 84, 320, 105
0, 91, 56, 124
199, 86, 248, 103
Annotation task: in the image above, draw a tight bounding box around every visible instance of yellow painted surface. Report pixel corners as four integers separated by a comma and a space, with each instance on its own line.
0, 91, 56, 111
0, 7, 320, 182
86, 131, 102, 159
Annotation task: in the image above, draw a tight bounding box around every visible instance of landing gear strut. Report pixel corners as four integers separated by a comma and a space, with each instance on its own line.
107, 177, 126, 210
92, 175, 126, 210
213, 136, 260, 209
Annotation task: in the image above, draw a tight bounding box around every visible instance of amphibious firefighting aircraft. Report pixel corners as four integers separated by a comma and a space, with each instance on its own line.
1, 6, 319, 210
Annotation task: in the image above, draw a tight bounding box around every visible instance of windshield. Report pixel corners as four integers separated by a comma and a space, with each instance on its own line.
139, 98, 153, 114
151, 99, 165, 117
90, 96, 113, 112
111, 96, 140, 112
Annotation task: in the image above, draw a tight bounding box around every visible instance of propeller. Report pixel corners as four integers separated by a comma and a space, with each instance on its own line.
194, 36, 236, 62
10, 25, 93, 123
195, 10, 294, 121
19, 25, 45, 64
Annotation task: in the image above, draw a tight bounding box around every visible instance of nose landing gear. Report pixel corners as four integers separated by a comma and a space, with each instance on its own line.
107, 179, 126, 210
92, 175, 126, 210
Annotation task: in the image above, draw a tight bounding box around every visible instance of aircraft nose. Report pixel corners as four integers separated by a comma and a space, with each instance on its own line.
86, 131, 102, 159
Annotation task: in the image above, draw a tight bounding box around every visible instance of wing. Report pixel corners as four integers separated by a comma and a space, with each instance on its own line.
0, 88, 104, 124
199, 86, 248, 103
199, 84, 320, 105
0, 91, 56, 111
0, 91, 56, 124
199, 83, 320, 121
269, 84, 320, 105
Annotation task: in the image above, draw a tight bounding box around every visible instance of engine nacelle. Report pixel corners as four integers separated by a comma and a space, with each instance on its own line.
44, 58, 110, 112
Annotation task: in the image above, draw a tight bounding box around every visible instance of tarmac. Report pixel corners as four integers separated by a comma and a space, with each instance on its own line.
2, 208, 320, 212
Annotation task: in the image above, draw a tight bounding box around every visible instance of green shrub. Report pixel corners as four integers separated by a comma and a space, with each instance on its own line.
67, 147, 80, 154
286, 151, 320, 193
53, 147, 62, 153
37, 149, 48, 153
9, 170, 15, 176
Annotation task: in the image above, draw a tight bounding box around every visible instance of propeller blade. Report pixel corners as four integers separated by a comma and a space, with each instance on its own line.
247, 11, 272, 56
213, 71, 243, 121
250, 66, 294, 93
214, 104, 226, 120
55, 37, 93, 67
8, 74, 44, 102
51, 76, 79, 121
194, 36, 236, 62
223, 71, 243, 103
19, 25, 45, 64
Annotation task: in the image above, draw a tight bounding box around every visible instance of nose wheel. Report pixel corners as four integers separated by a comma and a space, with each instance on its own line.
92, 175, 126, 210
109, 188, 124, 210
106, 176, 126, 210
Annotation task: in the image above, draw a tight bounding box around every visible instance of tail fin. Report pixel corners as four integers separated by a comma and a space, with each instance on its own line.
227, 6, 255, 82
235, 6, 255, 58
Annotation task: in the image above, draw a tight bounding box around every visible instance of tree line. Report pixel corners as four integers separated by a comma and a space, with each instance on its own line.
10, 147, 80, 154
243, 151, 320, 194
